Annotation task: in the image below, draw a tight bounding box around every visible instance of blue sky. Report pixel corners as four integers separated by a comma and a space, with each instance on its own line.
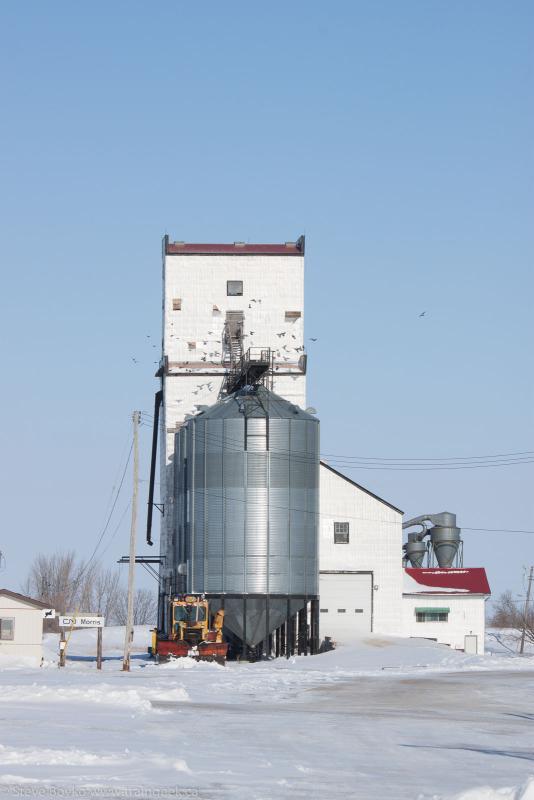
0, 1, 532, 601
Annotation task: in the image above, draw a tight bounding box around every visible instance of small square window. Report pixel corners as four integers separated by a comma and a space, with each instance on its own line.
355, 609, 363, 614
334, 522, 349, 544
320, 608, 329, 613
337, 609, 346, 613
172, 298, 182, 311
227, 280, 243, 296
285, 311, 301, 321
0, 618, 14, 640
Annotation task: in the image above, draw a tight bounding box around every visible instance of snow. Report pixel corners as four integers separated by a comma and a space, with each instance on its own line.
0, 626, 533, 799
443, 778, 534, 799
403, 572, 469, 593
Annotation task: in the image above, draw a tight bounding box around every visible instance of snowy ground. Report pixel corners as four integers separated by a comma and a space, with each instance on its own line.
0, 628, 533, 799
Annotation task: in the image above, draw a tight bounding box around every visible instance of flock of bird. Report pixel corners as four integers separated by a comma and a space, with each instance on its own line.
131, 310, 428, 368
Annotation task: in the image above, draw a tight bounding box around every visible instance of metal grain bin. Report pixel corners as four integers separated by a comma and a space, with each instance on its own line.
171, 386, 319, 651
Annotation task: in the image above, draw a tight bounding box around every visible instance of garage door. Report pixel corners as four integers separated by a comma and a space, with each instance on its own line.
319, 572, 372, 643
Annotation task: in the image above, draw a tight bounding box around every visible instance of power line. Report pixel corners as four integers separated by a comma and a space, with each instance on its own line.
320, 449, 534, 462
98, 501, 132, 560
157, 403, 534, 466
173, 427, 534, 471
464, 527, 534, 534
169, 485, 534, 533
170, 421, 534, 468
75, 438, 134, 584
99, 431, 133, 524
325, 458, 534, 472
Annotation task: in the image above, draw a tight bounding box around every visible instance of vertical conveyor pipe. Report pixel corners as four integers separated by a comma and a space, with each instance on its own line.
146, 390, 163, 546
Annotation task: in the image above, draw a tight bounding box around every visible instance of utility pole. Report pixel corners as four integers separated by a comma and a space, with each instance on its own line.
519, 566, 534, 655
122, 411, 140, 672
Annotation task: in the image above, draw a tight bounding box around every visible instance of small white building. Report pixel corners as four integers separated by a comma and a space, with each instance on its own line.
402, 568, 490, 654
0, 589, 48, 662
319, 462, 404, 642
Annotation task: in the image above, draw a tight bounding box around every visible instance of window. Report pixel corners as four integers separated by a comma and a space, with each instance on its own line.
174, 605, 207, 626
320, 609, 329, 613
355, 609, 363, 614
227, 280, 243, 296
334, 522, 350, 544
0, 618, 14, 640
337, 609, 346, 613
172, 298, 182, 311
285, 311, 301, 321
415, 608, 449, 623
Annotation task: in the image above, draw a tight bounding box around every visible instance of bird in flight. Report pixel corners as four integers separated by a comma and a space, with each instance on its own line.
131, 357, 138, 364
419, 311, 426, 317
309, 338, 318, 342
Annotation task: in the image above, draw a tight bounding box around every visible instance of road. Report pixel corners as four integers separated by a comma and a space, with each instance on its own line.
150, 668, 534, 799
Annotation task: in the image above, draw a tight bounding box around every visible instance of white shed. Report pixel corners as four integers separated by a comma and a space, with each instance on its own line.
319, 462, 404, 643
402, 568, 490, 654
0, 589, 48, 663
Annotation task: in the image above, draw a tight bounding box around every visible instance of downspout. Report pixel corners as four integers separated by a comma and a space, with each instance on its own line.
146, 389, 163, 546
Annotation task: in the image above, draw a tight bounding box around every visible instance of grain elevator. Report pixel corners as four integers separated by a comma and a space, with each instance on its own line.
150, 237, 317, 658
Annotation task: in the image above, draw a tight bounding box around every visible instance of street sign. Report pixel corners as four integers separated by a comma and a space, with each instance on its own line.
42, 608, 56, 619
59, 615, 105, 628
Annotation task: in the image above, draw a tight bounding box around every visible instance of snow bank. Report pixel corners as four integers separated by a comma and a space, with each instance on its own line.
443, 776, 534, 799
0, 682, 189, 711
146, 655, 225, 671
0, 655, 42, 670
0, 744, 123, 766
42, 624, 152, 659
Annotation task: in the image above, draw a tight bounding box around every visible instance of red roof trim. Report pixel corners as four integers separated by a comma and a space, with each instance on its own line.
164, 235, 305, 257
405, 568, 491, 595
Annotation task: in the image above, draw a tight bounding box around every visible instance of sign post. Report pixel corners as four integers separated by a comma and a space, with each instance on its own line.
58, 616, 105, 669
59, 635, 66, 668
97, 627, 103, 670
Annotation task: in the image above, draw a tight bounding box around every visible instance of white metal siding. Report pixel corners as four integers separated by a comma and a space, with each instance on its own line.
160, 250, 306, 575
319, 573, 372, 643
402, 594, 486, 653
0, 596, 43, 661
319, 464, 403, 636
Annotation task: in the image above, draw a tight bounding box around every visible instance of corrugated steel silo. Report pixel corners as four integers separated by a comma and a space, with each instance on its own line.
171, 385, 319, 656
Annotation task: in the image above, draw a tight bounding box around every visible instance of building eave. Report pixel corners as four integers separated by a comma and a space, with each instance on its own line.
0, 589, 49, 609
319, 460, 403, 514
